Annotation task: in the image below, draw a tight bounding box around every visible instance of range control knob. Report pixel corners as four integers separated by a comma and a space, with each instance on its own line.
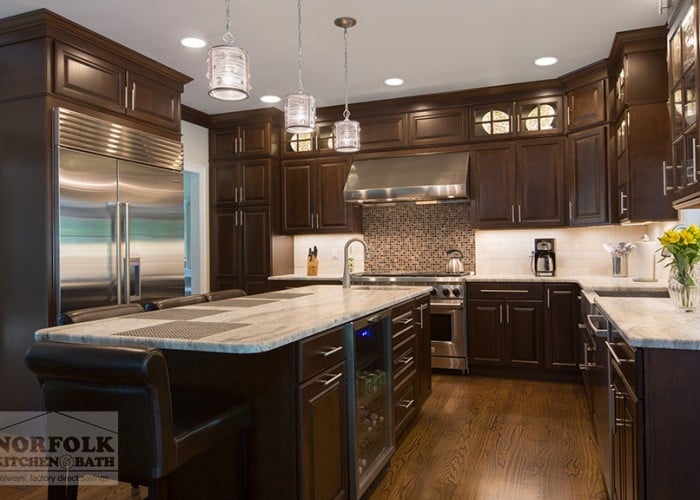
430, 287, 437, 295
452, 288, 461, 297
442, 288, 450, 297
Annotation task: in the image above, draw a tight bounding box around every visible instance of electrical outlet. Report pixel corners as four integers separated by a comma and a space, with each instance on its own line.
331, 248, 338, 259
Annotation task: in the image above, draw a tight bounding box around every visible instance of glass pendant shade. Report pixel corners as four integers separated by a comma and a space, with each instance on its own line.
334, 118, 361, 152
207, 44, 250, 101
284, 92, 316, 133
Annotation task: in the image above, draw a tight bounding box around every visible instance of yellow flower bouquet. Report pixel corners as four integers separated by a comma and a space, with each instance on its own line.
658, 224, 700, 312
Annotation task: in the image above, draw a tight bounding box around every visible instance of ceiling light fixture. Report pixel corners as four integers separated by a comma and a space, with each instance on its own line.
534, 56, 558, 67
333, 17, 360, 153
181, 37, 206, 48
384, 77, 404, 87
284, 0, 316, 133
260, 95, 281, 104
206, 0, 250, 101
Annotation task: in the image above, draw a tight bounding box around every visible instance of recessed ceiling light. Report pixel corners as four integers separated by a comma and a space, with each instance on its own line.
180, 37, 206, 48
534, 56, 558, 67
384, 77, 404, 87
260, 95, 281, 104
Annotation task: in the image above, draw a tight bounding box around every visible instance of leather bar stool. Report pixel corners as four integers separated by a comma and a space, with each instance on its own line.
57, 303, 144, 325
204, 289, 247, 301
25, 342, 252, 500
143, 294, 207, 311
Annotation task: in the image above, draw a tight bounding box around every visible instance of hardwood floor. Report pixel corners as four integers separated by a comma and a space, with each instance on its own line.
367, 373, 608, 500
1, 374, 606, 500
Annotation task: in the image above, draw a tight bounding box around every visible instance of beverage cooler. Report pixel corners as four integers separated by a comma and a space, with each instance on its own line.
345, 309, 394, 498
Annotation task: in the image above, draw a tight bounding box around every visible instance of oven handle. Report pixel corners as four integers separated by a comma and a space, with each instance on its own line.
430, 300, 463, 309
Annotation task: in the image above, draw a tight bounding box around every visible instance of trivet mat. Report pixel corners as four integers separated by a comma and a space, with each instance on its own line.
256, 291, 313, 300
115, 321, 249, 340
125, 308, 229, 320
212, 298, 279, 307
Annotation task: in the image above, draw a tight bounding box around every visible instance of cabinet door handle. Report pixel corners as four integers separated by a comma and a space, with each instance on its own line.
393, 316, 413, 325
662, 161, 668, 196
480, 289, 529, 294
318, 372, 343, 386
499, 304, 503, 324
124, 86, 129, 110
693, 137, 698, 184
239, 132, 245, 153
518, 204, 522, 223
511, 205, 515, 223
239, 187, 244, 203
316, 213, 320, 229
619, 191, 627, 214
605, 340, 634, 364
397, 399, 415, 409
506, 304, 510, 324
239, 210, 244, 226
547, 289, 551, 308
567, 106, 571, 126
319, 345, 343, 357
234, 210, 239, 226
569, 200, 574, 221
130, 83, 136, 111
395, 355, 414, 366
234, 185, 238, 203
516, 114, 521, 133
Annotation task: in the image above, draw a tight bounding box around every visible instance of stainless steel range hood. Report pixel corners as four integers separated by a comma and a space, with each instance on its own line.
343, 152, 469, 204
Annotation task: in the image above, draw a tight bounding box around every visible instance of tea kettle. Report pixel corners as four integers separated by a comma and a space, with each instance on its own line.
445, 249, 465, 273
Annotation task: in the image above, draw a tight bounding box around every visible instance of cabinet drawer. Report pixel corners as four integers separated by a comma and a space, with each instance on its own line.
393, 373, 418, 438
393, 335, 416, 386
392, 310, 415, 347
467, 282, 543, 300
299, 326, 346, 382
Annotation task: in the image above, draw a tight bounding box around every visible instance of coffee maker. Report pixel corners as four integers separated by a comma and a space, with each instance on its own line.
534, 238, 556, 277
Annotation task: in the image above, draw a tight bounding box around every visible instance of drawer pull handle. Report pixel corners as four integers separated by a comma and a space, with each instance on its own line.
479, 289, 529, 294
318, 372, 342, 386
392, 325, 413, 339
394, 355, 414, 366
397, 399, 415, 409
319, 345, 343, 357
605, 341, 634, 364
393, 317, 413, 325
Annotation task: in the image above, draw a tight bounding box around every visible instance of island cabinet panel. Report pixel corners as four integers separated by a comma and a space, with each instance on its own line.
467, 283, 544, 369
298, 325, 349, 500
566, 126, 609, 226
566, 80, 607, 131
544, 283, 580, 370
408, 107, 468, 147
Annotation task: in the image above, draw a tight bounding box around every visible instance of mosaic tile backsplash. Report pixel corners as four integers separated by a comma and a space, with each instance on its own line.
362, 203, 475, 273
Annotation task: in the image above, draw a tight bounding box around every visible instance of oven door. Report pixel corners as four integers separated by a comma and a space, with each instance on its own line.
429, 299, 467, 372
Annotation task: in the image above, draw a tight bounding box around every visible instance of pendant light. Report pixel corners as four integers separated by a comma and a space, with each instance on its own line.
284, 0, 316, 133
334, 17, 361, 153
207, 0, 250, 101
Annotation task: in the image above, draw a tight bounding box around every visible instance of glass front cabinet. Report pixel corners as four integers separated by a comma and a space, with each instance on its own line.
668, 1, 698, 193
470, 96, 563, 140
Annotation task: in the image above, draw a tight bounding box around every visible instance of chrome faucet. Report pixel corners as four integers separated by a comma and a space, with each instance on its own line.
342, 238, 369, 288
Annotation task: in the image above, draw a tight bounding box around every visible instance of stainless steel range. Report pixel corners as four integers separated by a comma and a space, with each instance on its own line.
351, 272, 469, 374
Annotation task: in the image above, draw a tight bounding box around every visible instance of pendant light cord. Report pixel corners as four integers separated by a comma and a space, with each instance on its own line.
296, 0, 304, 92
343, 27, 350, 119
223, 0, 234, 45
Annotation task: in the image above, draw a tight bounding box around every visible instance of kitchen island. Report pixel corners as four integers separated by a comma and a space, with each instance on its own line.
34, 285, 432, 500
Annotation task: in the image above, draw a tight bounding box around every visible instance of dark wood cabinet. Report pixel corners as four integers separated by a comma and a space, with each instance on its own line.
54, 41, 183, 131
408, 107, 468, 147
566, 80, 606, 131
281, 157, 361, 234
413, 296, 431, 405
544, 284, 579, 370
211, 122, 275, 159
358, 113, 409, 151
467, 283, 543, 368
298, 326, 349, 500
611, 360, 640, 500
211, 158, 272, 207
470, 137, 565, 228
211, 207, 283, 293
470, 96, 563, 141
567, 126, 609, 225
391, 301, 419, 442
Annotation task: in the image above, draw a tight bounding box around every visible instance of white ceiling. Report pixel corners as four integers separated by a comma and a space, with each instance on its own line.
0, 0, 665, 116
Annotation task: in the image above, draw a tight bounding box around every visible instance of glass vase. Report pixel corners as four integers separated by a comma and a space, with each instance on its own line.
668, 266, 699, 313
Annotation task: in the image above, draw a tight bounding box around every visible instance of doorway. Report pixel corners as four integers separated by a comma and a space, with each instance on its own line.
184, 163, 209, 294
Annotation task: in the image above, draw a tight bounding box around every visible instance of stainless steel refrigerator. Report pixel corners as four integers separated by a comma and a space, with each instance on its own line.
55, 108, 185, 317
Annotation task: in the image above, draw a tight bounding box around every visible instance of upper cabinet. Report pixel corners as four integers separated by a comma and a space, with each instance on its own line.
470, 96, 563, 141
610, 26, 676, 222
211, 122, 276, 159
669, 1, 700, 208
408, 107, 468, 147
566, 80, 607, 131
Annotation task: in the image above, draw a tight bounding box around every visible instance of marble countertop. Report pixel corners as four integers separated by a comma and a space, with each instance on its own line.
35, 285, 431, 354
269, 274, 342, 281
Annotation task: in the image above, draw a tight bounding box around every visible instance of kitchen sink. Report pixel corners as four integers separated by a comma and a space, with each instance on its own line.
593, 289, 669, 298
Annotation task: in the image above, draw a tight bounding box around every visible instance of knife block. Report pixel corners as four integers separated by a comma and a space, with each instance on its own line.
307, 257, 318, 276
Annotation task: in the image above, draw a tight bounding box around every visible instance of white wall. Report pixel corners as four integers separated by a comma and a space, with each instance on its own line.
182, 121, 210, 292
293, 234, 365, 276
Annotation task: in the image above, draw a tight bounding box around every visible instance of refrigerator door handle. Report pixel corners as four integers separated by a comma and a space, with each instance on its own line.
115, 202, 123, 304
124, 202, 132, 303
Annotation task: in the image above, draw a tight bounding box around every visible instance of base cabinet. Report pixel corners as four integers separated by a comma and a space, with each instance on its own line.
544, 284, 580, 369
